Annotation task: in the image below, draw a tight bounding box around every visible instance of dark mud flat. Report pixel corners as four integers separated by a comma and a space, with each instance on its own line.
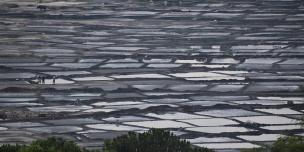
0, 0, 304, 151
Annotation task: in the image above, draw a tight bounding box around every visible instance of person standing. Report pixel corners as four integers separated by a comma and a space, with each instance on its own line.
41, 76, 45, 84
52, 75, 56, 85
37, 75, 41, 84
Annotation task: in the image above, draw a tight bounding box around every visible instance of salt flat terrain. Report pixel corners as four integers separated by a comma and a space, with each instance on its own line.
0, 0, 304, 151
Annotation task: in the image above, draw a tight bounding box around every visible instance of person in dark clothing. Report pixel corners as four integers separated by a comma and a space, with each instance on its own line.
41, 76, 45, 84
37, 75, 41, 84
52, 75, 56, 84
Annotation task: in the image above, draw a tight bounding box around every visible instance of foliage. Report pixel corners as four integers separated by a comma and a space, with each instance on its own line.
241, 147, 269, 152
271, 136, 304, 152
0, 144, 23, 152
103, 128, 214, 152
0, 137, 93, 152
241, 136, 304, 152
22, 137, 89, 152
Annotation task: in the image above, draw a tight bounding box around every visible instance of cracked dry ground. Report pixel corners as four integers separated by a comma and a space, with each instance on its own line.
0, 0, 304, 151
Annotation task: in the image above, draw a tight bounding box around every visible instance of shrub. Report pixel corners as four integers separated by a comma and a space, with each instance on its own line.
21, 137, 88, 152
241, 136, 304, 152
271, 136, 304, 152
0, 144, 23, 152
103, 128, 214, 152
0, 137, 92, 152
241, 147, 269, 152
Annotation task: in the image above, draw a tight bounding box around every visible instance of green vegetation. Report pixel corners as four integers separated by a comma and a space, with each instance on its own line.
272, 136, 304, 152
0, 144, 24, 152
241, 147, 269, 152
0, 129, 213, 152
0, 137, 92, 152
103, 128, 214, 152
241, 136, 304, 152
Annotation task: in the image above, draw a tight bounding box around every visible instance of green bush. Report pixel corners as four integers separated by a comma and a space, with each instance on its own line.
271, 136, 304, 152
241, 136, 304, 152
0, 137, 92, 152
0, 144, 23, 152
241, 147, 269, 152
103, 128, 214, 152
22, 137, 89, 152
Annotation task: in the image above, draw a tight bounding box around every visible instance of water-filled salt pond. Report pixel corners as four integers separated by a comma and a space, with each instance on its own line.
255, 108, 302, 115
238, 134, 282, 142
103, 116, 153, 122
145, 112, 210, 120
169, 72, 245, 81
195, 143, 260, 149
180, 118, 239, 126
186, 126, 254, 133
73, 76, 113, 81
26, 126, 83, 133
196, 109, 262, 117
111, 74, 170, 79
124, 120, 193, 128
233, 116, 297, 125
187, 137, 240, 143
86, 124, 146, 131
28, 105, 92, 113
0, 122, 46, 128
261, 125, 302, 131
